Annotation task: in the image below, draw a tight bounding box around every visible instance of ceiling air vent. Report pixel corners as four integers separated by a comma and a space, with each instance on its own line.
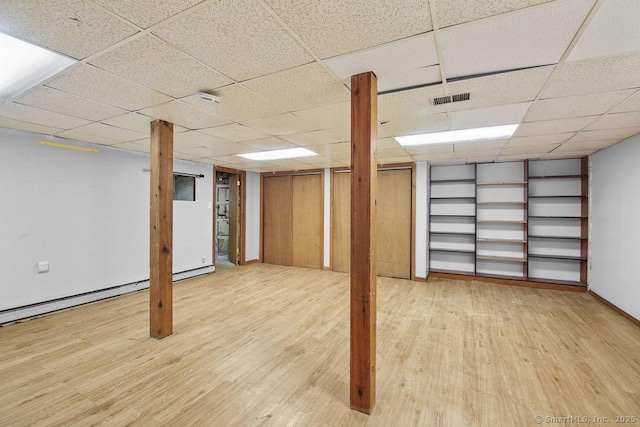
452, 92, 470, 103
433, 95, 451, 105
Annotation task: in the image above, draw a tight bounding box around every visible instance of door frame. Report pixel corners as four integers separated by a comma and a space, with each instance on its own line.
330, 162, 417, 280
213, 166, 247, 266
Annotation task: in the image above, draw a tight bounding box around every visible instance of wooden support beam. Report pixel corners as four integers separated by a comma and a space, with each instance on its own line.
150, 120, 174, 339
350, 71, 377, 414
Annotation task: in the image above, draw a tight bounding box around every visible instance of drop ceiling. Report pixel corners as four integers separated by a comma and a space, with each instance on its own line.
0, 0, 638, 171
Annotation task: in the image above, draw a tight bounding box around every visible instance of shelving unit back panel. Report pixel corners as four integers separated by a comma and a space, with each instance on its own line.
529, 158, 582, 177
477, 241, 525, 258
430, 216, 476, 234
477, 161, 524, 182
529, 198, 582, 217
528, 218, 582, 238
430, 251, 475, 273
529, 238, 581, 258
431, 199, 476, 216
477, 222, 525, 240
430, 234, 475, 252
529, 258, 581, 283
477, 186, 526, 202
477, 259, 524, 277
431, 182, 476, 198
477, 205, 526, 221
431, 164, 475, 181
529, 179, 582, 197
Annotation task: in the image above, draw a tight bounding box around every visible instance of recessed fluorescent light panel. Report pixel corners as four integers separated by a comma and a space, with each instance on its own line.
0, 32, 77, 99
238, 147, 318, 161
396, 124, 519, 146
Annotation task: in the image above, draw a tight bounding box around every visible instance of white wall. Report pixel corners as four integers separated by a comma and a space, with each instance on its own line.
0, 127, 213, 313
244, 171, 261, 262
324, 168, 331, 268
416, 162, 429, 279
590, 133, 640, 320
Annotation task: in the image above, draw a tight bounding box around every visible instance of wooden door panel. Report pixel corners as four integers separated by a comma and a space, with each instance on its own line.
263, 176, 293, 265
292, 174, 323, 269
331, 172, 351, 273
377, 169, 411, 279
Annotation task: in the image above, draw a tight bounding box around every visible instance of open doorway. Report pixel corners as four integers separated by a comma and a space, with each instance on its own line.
214, 168, 245, 271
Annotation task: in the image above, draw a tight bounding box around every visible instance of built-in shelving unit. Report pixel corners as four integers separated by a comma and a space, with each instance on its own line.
216, 182, 230, 255
429, 164, 477, 275
429, 158, 588, 289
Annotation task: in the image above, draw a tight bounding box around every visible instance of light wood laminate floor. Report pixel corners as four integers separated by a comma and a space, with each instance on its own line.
1, 264, 639, 426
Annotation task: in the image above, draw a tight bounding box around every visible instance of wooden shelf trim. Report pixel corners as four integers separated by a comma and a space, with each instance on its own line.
476, 255, 527, 263
477, 201, 527, 205
477, 238, 527, 243
477, 220, 527, 224
429, 271, 588, 292
528, 235, 587, 240
431, 178, 476, 184
430, 231, 476, 236
430, 248, 476, 254
528, 254, 586, 261
477, 181, 527, 186
528, 195, 586, 199
430, 196, 476, 200
528, 175, 586, 180
430, 214, 476, 218
528, 215, 587, 219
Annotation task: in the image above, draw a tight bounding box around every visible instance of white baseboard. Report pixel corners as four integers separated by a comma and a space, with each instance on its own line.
0, 265, 216, 325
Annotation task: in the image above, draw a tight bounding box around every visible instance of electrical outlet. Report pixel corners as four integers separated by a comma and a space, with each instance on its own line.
208, 202, 213, 209
202, 258, 206, 264
37, 261, 49, 273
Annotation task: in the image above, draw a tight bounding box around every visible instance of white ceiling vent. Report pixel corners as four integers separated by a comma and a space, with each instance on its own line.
432, 92, 471, 106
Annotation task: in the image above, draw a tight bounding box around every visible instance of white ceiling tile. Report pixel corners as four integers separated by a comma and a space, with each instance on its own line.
382, 113, 450, 137
92, 0, 203, 29
378, 148, 410, 159
46, 65, 172, 111
455, 148, 503, 158
242, 113, 318, 136
310, 142, 352, 156
433, 0, 553, 28
89, 35, 232, 98
0, 116, 64, 136
280, 131, 340, 146
153, 0, 312, 81
450, 102, 532, 130
495, 154, 542, 162
174, 150, 206, 161
377, 137, 403, 150
501, 144, 559, 155
439, 0, 594, 78
242, 63, 350, 112
322, 126, 351, 142
447, 66, 555, 111
239, 137, 298, 151
516, 116, 598, 136
324, 33, 440, 92
293, 102, 350, 130
542, 53, 640, 98
585, 112, 640, 130
56, 129, 123, 146
412, 152, 457, 162
541, 149, 597, 159
262, 0, 432, 58
529, 90, 635, 121
379, 85, 448, 121
566, 127, 640, 143
455, 140, 508, 152
181, 85, 285, 122
16, 86, 126, 122
182, 143, 253, 158
0, 102, 90, 130
111, 140, 151, 154
264, 159, 315, 171
0, 0, 137, 59
59, 122, 146, 143
405, 144, 455, 156
139, 100, 230, 129
102, 112, 155, 135
568, 0, 640, 61
507, 133, 575, 146
555, 140, 619, 151
173, 131, 231, 151
198, 124, 269, 142
611, 90, 640, 113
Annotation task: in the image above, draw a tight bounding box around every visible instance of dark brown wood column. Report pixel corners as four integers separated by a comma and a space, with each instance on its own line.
150, 119, 174, 339
350, 71, 377, 414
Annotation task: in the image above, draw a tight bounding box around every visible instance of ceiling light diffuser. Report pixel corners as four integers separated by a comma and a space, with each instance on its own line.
396, 124, 519, 146
238, 147, 318, 161
0, 32, 76, 99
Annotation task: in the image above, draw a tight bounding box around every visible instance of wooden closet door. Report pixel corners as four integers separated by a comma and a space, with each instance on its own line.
292, 174, 323, 269
331, 172, 351, 273
331, 169, 412, 278
263, 176, 293, 265
377, 169, 412, 278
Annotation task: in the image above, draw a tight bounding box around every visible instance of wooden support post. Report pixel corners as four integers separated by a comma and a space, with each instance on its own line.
350, 71, 377, 414
150, 120, 174, 339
